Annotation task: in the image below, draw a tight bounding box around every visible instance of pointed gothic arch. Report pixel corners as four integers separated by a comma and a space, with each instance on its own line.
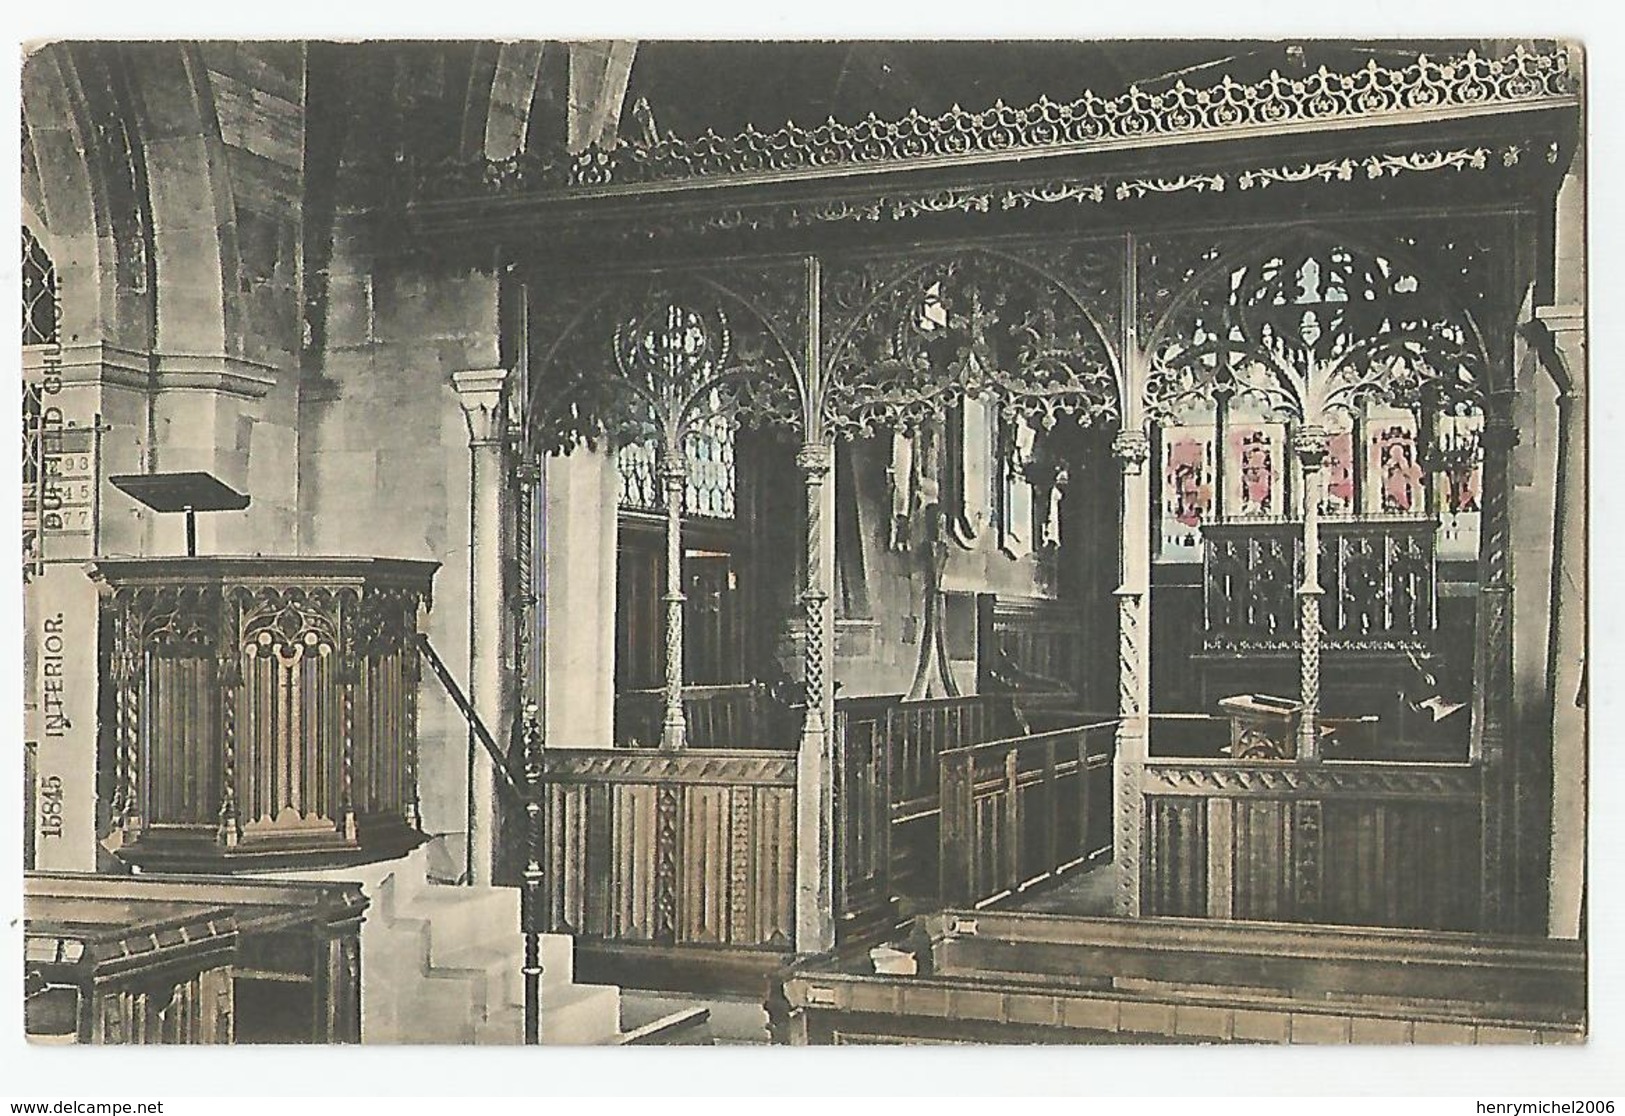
820, 245, 1124, 439
1143, 226, 1493, 427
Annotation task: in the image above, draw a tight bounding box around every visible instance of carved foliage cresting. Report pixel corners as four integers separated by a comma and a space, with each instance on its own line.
414, 46, 1575, 199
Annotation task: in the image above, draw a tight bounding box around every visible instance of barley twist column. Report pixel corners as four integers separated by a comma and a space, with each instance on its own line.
109, 600, 135, 829
116, 605, 142, 835
1111, 427, 1151, 918
1474, 406, 1518, 931
1294, 424, 1329, 761
659, 441, 688, 751
216, 619, 241, 847
795, 438, 836, 953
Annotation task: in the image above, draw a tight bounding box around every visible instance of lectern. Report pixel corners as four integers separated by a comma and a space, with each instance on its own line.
109, 471, 250, 556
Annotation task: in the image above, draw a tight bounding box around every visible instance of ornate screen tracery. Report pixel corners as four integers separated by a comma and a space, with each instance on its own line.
1147, 236, 1486, 563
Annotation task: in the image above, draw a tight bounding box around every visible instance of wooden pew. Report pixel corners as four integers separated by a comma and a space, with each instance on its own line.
775, 911, 1585, 1045
834, 694, 1023, 948
937, 720, 1116, 909
25, 872, 368, 1044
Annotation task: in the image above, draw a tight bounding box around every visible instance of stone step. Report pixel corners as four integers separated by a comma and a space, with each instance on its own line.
475, 981, 623, 1046
395, 883, 519, 955
614, 1005, 713, 1046
437, 933, 576, 1005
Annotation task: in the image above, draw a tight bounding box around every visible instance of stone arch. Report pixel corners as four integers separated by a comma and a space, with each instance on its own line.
117, 41, 246, 359
474, 42, 549, 161
21, 43, 137, 350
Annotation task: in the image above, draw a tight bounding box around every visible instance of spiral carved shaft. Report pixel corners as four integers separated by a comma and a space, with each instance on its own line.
218, 686, 238, 845
1111, 429, 1150, 919
797, 442, 834, 738
1295, 426, 1329, 760
660, 449, 687, 750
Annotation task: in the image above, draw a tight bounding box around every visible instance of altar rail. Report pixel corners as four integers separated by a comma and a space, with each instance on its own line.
542, 748, 796, 992
89, 557, 437, 873
1140, 756, 1483, 930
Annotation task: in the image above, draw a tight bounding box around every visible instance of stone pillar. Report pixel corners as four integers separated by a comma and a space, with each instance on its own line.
1473, 404, 1518, 931
794, 438, 836, 953
541, 449, 618, 749
1294, 424, 1329, 761
453, 368, 510, 886
1534, 304, 1586, 939
1111, 427, 1151, 918
659, 439, 687, 750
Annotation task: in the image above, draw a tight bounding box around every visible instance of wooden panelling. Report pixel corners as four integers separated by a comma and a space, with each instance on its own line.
1143, 796, 1209, 917
939, 721, 1116, 909
90, 558, 435, 872
1321, 799, 1481, 931
614, 683, 785, 750
544, 749, 794, 951
833, 694, 1030, 945
1141, 759, 1482, 930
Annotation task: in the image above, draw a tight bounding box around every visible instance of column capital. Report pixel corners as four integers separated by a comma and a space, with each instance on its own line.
796, 441, 835, 477
1534, 302, 1585, 337
1292, 423, 1329, 469
659, 454, 687, 484
1111, 429, 1150, 474
452, 368, 512, 447
1531, 304, 1586, 400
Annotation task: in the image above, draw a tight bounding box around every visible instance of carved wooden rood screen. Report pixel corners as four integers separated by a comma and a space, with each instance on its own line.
1134, 219, 1527, 931
399, 43, 1576, 991
510, 246, 1124, 976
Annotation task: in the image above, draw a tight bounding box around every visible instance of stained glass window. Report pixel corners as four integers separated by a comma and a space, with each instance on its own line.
22, 226, 57, 347
1151, 240, 1485, 562
616, 404, 736, 520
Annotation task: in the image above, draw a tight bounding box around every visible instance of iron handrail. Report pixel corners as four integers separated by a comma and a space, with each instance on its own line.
416, 633, 545, 1046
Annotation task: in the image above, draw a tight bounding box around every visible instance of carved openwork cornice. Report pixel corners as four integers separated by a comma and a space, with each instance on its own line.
818, 247, 1121, 438
1143, 227, 1491, 425
1142, 760, 1481, 800
412, 47, 1576, 204
522, 266, 807, 454
495, 141, 1553, 249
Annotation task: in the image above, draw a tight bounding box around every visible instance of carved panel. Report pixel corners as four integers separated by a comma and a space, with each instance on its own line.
544, 749, 796, 786
543, 760, 795, 951
1201, 519, 1436, 654
1142, 760, 1480, 800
